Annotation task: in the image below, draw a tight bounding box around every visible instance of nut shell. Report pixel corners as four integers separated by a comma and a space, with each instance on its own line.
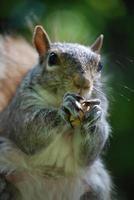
70, 101, 91, 127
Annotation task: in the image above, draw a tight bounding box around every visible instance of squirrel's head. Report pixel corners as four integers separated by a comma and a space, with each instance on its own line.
33, 25, 103, 104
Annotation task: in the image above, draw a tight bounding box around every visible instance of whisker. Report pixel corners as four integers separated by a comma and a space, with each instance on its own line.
93, 87, 107, 97
93, 86, 115, 103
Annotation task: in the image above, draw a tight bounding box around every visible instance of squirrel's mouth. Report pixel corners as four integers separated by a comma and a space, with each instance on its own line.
77, 86, 92, 100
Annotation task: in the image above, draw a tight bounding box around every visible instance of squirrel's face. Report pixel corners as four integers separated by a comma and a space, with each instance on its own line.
42, 44, 101, 98
33, 26, 103, 102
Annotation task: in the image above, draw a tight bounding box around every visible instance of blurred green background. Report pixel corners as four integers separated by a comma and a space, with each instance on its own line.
0, 0, 134, 199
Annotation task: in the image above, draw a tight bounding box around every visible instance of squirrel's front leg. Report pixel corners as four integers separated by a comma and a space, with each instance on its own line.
60, 93, 109, 164
81, 104, 110, 164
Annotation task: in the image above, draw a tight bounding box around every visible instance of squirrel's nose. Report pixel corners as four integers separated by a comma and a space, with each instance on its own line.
73, 74, 90, 89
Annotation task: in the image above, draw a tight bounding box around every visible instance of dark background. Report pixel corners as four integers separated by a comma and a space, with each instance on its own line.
0, 0, 134, 199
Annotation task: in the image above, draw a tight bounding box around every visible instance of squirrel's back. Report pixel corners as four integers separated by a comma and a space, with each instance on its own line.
0, 35, 37, 111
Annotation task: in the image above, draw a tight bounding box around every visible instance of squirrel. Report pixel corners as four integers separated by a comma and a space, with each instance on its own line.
0, 25, 112, 200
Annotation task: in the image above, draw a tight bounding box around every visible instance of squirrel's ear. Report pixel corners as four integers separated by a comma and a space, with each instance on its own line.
90, 34, 104, 54
33, 25, 51, 56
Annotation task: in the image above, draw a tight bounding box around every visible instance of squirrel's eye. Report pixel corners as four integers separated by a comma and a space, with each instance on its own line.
48, 52, 59, 66
97, 62, 103, 72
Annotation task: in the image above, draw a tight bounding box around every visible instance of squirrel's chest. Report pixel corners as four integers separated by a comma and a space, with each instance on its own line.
15, 128, 86, 200
31, 127, 84, 175
16, 175, 84, 200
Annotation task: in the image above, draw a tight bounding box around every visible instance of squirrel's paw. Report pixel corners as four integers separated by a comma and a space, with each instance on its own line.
60, 93, 84, 126
83, 104, 102, 132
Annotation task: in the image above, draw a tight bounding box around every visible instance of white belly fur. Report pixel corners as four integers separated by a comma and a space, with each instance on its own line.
14, 127, 87, 200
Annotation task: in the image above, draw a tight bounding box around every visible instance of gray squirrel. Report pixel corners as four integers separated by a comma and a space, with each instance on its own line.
0, 26, 112, 200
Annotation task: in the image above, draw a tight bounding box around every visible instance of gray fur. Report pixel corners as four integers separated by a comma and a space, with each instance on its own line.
0, 41, 112, 199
